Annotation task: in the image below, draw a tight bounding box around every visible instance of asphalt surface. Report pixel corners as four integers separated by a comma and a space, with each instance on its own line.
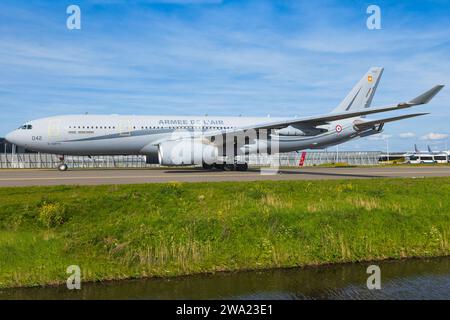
0, 166, 449, 187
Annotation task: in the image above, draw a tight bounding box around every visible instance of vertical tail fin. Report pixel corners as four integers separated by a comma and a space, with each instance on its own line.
414, 144, 420, 153
332, 67, 384, 113
427, 145, 433, 153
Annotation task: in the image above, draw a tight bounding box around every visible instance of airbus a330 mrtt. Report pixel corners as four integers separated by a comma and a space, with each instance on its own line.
5, 67, 444, 171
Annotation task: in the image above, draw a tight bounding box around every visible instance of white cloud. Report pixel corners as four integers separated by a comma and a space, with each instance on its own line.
1, 0, 449, 147
420, 132, 449, 140
399, 132, 416, 138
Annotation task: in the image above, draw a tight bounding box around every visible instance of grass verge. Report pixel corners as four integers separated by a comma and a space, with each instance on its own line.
0, 177, 449, 288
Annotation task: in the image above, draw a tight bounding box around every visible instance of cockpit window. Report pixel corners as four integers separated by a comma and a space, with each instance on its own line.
18, 124, 32, 130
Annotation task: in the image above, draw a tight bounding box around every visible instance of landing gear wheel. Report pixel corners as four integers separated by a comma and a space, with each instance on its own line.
202, 162, 213, 170
58, 164, 68, 171
236, 163, 248, 171
213, 163, 225, 170
224, 164, 236, 171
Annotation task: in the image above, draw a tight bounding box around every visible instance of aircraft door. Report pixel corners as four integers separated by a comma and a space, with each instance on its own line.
48, 119, 61, 137
119, 120, 132, 136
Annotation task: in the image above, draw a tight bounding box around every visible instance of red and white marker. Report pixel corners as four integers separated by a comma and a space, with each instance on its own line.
335, 124, 343, 133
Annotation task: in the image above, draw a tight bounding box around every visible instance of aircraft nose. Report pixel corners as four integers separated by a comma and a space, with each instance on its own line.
5, 130, 18, 145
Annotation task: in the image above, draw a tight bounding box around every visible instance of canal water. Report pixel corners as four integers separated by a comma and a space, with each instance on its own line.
1, 257, 449, 299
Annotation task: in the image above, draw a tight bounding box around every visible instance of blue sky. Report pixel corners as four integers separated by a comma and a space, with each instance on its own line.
1, 0, 449, 151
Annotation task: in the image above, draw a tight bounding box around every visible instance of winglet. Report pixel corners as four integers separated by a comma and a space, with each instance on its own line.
407, 85, 444, 106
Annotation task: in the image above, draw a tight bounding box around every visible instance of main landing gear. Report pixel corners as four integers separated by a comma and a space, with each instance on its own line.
202, 162, 248, 171
235, 163, 248, 171
57, 156, 68, 171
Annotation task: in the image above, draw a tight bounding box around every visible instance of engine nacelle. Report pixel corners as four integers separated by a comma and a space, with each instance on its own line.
240, 140, 268, 154
158, 140, 218, 166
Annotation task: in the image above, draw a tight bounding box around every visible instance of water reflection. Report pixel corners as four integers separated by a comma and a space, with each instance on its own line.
1, 257, 449, 300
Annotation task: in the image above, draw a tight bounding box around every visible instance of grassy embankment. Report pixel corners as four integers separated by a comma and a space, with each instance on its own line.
0, 177, 449, 288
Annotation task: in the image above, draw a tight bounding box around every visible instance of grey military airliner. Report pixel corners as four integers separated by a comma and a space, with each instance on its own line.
5, 67, 444, 171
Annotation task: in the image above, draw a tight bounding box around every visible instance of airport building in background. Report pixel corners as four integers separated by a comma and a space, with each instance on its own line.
1, 138, 448, 169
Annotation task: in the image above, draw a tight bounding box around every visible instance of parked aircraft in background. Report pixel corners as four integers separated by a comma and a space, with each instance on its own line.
415, 144, 421, 153
406, 144, 448, 164
426, 145, 447, 154
5, 67, 444, 171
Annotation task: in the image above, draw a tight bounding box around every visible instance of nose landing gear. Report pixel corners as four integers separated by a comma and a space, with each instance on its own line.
58, 164, 68, 171
57, 156, 68, 171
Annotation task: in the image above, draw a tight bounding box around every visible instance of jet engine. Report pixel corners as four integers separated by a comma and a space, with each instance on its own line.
158, 140, 218, 166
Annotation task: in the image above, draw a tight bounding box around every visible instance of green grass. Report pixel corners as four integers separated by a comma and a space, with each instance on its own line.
0, 178, 449, 288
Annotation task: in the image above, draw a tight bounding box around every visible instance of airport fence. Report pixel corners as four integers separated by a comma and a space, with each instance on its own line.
0, 151, 381, 169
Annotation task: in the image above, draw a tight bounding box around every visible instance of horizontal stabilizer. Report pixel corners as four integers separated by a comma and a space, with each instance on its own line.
354, 113, 428, 131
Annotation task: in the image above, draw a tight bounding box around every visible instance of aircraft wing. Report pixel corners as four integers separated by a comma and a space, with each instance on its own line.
197, 85, 444, 140
241, 85, 443, 130
153, 85, 443, 146
353, 113, 429, 131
